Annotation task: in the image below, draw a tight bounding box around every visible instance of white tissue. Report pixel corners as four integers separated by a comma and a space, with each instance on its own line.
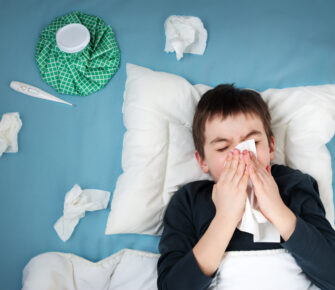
164, 15, 207, 60
235, 139, 281, 243
0, 112, 22, 157
54, 184, 111, 242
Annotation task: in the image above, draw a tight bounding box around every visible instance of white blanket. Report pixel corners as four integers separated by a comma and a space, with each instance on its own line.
23, 249, 320, 290
22, 249, 159, 290
209, 249, 320, 290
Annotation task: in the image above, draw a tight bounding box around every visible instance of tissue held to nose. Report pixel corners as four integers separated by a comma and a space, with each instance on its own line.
235, 139, 280, 243
0, 112, 22, 157
164, 15, 207, 60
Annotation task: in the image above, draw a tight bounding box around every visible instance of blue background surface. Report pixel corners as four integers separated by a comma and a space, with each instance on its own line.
0, 0, 335, 289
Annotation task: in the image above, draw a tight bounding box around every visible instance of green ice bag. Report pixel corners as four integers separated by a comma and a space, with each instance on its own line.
36, 11, 120, 96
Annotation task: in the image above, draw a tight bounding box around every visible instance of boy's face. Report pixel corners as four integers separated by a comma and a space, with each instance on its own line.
195, 113, 275, 182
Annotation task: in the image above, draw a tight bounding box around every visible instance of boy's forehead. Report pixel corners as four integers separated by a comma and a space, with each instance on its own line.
204, 113, 265, 141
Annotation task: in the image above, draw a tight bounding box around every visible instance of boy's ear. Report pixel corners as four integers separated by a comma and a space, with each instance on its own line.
195, 150, 209, 173
269, 136, 275, 161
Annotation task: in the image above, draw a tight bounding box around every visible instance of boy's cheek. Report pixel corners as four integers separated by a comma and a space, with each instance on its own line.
209, 160, 226, 181
219, 157, 229, 173
256, 155, 271, 170
219, 155, 229, 167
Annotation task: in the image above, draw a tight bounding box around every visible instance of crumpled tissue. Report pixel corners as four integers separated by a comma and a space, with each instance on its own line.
235, 139, 280, 243
0, 112, 22, 157
54, 184, 111, 242
164, 15, 207, 60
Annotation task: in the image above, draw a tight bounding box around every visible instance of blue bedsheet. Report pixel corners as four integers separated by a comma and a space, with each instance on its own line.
1, 0, 335, 289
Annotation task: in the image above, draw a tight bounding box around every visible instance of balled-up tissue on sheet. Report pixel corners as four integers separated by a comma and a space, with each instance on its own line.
164, 15, 207, 60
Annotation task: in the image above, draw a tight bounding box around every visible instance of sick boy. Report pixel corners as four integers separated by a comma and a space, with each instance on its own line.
157, 84, 335, 290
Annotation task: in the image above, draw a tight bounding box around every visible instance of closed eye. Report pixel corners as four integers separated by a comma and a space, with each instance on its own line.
217, 147, 228, 152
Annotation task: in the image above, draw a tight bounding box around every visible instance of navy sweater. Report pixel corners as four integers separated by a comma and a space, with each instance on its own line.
157, 164, 335, 290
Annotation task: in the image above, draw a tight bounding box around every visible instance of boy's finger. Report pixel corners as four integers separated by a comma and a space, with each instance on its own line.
222, 149, 238, 181
243, 151, 254, 169
249, 152, 259, 166
227, 149, 241, 179
249, 152, 260, 164
223, 151, 233, 168
239, 164, 250, 188
248, 164, 261, 185
250, 155, 269, 180
230, 149, 240, 170
245, 151, 270, 181
257, 165, 269, 180
232, 155, 245, 185
217, 152, 234, 185
249, 158, 267, 183
248, 153, 264, 174
218, 151, 233, 182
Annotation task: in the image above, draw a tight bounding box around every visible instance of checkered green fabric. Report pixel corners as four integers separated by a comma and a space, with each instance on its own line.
36, 11, 120, 96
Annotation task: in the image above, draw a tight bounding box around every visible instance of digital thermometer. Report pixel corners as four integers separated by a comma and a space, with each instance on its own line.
10, 81, 74, 107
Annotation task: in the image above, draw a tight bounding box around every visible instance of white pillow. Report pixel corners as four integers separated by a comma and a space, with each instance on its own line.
105, 63, 335, 236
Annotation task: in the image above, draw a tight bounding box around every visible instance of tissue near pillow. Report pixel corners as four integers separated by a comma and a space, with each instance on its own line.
105, 64, 335, 236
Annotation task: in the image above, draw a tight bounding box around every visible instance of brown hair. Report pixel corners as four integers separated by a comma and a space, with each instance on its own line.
192, 84, 273, 158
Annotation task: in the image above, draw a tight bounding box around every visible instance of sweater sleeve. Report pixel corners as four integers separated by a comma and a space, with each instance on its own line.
281, 175, 335, 290
157, 188, 213, 290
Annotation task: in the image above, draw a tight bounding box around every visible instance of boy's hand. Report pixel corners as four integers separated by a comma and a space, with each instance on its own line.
243, 151, 286, 222
213, 149, 249, 227
243, 151, 297, 240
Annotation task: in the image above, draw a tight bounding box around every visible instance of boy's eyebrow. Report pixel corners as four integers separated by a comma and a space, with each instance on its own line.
210, 130, 262, 144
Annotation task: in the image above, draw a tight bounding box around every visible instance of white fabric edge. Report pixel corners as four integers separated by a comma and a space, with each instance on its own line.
224, 248, 288, 257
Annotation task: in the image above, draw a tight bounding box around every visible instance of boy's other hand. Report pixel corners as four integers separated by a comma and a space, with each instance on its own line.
244, 151, 297, 240
244, 151, 286, 222
213, 149, 249, 227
